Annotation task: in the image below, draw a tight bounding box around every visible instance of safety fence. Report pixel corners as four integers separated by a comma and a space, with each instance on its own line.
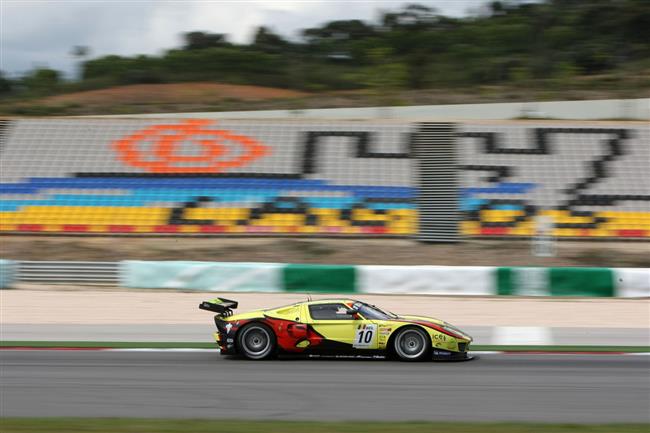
1, 260, 648, 297
0, 118, 648, 239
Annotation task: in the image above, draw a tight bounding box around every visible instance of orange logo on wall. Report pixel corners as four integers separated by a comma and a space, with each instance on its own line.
113, 119, 268, 173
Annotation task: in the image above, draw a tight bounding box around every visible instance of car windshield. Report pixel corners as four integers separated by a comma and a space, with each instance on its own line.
353, 302, 399, 320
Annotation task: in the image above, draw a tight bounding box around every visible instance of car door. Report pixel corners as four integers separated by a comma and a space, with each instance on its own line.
307, 302, 377, 350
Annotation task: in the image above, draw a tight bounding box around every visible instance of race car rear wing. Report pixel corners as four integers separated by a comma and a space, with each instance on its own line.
199, 297, 238, 317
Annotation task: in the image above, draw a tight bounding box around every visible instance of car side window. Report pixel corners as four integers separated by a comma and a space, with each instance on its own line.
308, 303, 352, 320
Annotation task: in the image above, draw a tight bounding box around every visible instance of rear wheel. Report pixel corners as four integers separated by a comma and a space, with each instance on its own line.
237, 323, 276, 360
393, 327, 430, 362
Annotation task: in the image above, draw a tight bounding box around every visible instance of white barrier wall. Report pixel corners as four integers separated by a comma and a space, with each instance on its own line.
98, 98, 650, 121
117, 261, 650, 297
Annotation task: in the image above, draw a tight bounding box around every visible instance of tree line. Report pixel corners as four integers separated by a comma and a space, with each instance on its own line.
2, 0, 649, 97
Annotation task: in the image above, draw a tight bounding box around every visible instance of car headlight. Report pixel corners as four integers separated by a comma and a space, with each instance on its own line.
442, 324, 471, 341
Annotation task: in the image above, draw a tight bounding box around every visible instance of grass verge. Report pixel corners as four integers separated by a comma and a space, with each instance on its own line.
0, 341, 216, 349
0, 419, 648, 433
0, 341, 648, 352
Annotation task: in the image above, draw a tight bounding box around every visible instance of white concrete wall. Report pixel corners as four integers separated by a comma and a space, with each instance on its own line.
89, 98, 650, 121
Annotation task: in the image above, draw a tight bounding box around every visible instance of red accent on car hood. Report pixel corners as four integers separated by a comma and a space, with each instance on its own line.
395, 316, 470, 340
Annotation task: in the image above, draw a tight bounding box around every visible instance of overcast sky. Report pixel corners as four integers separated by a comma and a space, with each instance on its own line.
1, 0, 490, 79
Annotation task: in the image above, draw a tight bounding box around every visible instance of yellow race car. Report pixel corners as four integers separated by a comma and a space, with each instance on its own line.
199, 297, 473, 361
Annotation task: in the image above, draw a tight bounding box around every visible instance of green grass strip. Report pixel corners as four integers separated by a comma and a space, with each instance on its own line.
0, 419, 648, 433
0, 341, 216, 349
1, 341, 648, 352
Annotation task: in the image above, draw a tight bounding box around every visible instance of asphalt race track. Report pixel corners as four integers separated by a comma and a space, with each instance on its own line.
1, 351, 648, 422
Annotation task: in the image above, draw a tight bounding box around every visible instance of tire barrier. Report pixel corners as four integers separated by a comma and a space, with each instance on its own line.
0, 118, 648, 238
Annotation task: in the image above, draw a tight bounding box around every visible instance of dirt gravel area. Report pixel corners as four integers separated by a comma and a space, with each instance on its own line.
6, 79, 648, 116
42, 82, 309, 105
1, 289, 647, 328
2, 236, 648, 267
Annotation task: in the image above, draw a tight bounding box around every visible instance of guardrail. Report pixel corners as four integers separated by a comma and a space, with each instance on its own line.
14, 261, 120, 286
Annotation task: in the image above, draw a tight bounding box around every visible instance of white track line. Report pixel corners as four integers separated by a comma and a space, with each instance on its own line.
492, 326, 552, 345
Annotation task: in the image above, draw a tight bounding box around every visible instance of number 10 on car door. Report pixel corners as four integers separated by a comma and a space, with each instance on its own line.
354, 324, 376, 348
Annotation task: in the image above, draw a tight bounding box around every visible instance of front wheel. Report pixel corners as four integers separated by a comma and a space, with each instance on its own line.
237, 323, 276, 360
392, 327, 430, 362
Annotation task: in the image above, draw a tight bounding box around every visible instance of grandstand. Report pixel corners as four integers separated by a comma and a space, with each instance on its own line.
0, 118, 648, 239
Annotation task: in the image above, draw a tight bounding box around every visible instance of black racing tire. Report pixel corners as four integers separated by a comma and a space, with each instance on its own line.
237, 322, 276, 360
392, 327, 431, 362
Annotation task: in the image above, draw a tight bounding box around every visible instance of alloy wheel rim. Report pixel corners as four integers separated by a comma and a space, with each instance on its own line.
396, 330, 426, 359
242, 327, 270, 356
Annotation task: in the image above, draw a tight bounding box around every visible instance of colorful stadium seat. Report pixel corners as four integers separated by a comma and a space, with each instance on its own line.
0, 119, 647, 238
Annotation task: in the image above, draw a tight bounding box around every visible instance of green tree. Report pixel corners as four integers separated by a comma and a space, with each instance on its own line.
252, 26, 288, 53
22, 68, 61, 94
10, 0, 650, 97
0, 71, 13, 94
358, 48, 408, 93
381, 4, 438, 30
183, 32, 229, 50
303, 19, 375, 44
